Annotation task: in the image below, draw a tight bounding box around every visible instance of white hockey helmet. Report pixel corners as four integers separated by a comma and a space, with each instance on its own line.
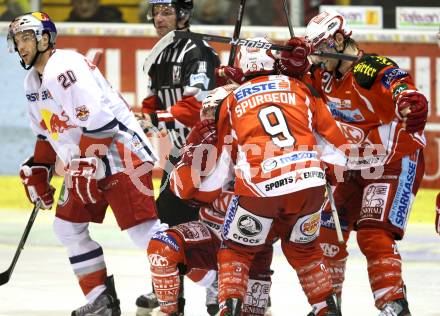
7, 12, 57, 53
305, 11, 352, 47
236, 38, 277, 77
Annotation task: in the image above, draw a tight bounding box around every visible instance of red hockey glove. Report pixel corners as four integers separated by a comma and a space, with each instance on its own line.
396, 90, 428, 133
180, 119, 217, 172
278, 37, 312, 78
215, 66, 246, 85
19, 157, 55, 210
435, 192, 440, 235
141, 95, 160, 114
67, 157, 104, 204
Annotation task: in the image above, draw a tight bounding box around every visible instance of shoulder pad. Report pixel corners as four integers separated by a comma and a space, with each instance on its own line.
353, 54, 398, 90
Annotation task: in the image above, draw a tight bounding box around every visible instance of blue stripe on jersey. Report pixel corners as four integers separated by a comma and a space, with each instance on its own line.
388, 151, 418, 230
69, 247, 104, 264
83, 118, 118, 134
117, 121, 154, 158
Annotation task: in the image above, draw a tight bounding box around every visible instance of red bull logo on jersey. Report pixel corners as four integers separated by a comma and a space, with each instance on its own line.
39, 109, 77, 141
235, 79, 290, 102
75, 105, 90, 121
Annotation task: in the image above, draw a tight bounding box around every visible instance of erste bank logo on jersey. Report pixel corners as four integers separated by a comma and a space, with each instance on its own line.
234, 79, 290, 102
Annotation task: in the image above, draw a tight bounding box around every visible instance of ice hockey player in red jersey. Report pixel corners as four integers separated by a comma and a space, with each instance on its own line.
8, 12, 167, 316
214, 38, 350, 316
301, 10, 428, 316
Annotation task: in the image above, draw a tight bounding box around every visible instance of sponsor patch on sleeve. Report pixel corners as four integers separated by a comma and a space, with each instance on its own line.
190, 73, 210, 89
381, 68, 409, 89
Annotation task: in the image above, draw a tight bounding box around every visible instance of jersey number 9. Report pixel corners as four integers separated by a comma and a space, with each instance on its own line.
258, 105, 295, 148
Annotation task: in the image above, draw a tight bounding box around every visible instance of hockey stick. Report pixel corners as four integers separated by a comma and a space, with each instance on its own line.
143, 30, 178, 76
173, 31, 359, 62
228, 0, 246, 66
325, 182, 344, 245
0, 201, 41, 286
283, 0, 295, 37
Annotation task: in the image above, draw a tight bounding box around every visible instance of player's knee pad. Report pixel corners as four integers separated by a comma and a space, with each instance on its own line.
357, 228, 404, 308
126, 219, 168, 249
222, 196, 273, 251
242, 278, 271, 316
53, 217, 100, 256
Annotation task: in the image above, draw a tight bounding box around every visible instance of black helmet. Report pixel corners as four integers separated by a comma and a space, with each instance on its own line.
147, 0, 193, 29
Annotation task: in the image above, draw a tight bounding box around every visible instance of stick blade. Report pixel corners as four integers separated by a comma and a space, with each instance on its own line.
0, 269, 11, 286
143, 30, 177, 76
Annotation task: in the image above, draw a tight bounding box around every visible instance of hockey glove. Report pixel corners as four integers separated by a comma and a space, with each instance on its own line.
435, 192, 440, 235
19, 156, 55, 209
66, 157, 104, 204
135, 112, 154, 132
278, 37, 312, 78
396, 90, 428, 133
215, 66, 246, 85
180, 119, 217, 172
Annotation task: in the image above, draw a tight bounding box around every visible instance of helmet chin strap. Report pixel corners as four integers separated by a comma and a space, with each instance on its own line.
19, 42, 51, 71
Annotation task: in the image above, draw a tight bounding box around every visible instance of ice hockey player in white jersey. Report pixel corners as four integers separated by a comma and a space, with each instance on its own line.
8, 12, 167, 316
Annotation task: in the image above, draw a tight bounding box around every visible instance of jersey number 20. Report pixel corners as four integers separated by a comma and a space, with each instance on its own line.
258, 105, 295, 148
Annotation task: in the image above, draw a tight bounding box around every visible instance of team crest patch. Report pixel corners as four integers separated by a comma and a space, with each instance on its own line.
75, 105, 90, 121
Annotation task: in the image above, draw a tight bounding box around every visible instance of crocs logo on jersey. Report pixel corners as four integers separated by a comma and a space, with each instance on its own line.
238, 215, 262, 237
389, 159, 417, 228
148, 254, 169, 267
235, 80, 290, 101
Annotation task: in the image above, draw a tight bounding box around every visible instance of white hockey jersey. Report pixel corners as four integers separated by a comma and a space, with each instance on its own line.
24, 49, 156, 175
